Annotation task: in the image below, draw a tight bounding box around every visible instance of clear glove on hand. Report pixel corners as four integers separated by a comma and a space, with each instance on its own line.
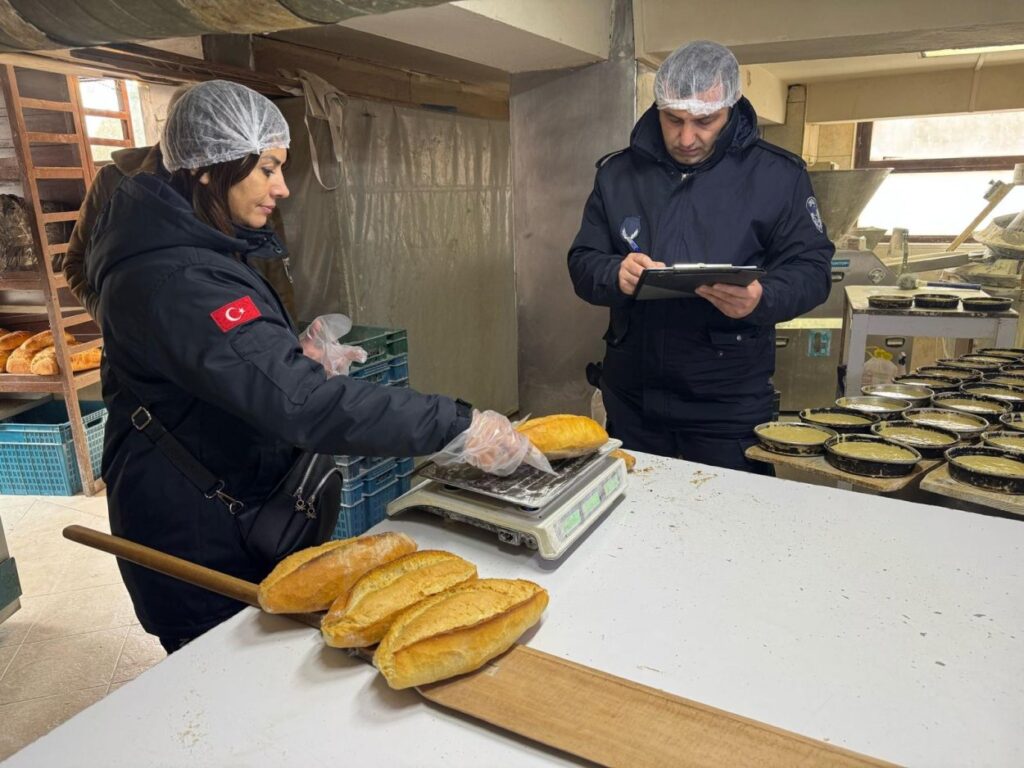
433, 410, 555, 477
299, 313, 368, 377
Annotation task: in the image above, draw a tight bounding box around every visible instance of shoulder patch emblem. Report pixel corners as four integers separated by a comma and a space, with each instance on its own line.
211, 296, 261, 332
806, 196, 824, 234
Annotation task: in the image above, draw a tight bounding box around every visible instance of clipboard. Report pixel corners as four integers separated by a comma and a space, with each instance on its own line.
634, 263, 766, 300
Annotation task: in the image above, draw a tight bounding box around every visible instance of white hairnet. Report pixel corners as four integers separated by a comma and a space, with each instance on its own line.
162, 80, 290, 172
654, 40, 741, 116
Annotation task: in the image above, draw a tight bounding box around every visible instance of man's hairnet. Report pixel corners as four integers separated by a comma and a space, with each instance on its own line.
162, 80, 290, 172
654, 41, 741, 116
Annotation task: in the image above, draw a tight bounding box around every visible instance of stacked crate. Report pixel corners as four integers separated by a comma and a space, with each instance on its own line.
332, 326, 415, 539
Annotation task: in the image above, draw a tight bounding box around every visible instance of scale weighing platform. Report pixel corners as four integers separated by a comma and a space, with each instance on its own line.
386, 441, 629, 560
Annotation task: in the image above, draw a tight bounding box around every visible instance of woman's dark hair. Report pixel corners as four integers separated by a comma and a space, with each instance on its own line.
169, 153, 260, 237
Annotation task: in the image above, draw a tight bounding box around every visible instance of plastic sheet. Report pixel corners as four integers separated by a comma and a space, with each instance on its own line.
278, 97, 516, 413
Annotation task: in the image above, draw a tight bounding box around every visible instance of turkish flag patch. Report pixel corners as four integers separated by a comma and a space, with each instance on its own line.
211, 296, 261, 332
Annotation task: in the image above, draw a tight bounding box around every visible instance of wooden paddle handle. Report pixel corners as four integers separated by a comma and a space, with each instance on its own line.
64, 524, 260, 606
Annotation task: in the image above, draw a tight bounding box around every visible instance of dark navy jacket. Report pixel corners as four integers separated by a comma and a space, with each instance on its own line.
88, 173, 471, 638
568, 98, 833, 435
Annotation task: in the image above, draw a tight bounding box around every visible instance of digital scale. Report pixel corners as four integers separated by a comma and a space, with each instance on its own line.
386, 441, 628, 560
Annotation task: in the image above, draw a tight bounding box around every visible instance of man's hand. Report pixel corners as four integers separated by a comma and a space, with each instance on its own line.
695, 280, 763, 319
618, 252, 666, 296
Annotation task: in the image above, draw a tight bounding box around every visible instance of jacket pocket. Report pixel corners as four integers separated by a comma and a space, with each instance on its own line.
603, 304, 632, 347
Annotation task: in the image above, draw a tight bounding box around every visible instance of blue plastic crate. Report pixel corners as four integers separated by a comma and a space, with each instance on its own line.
333, 499, 367, 539
387, 377, 409, 389
362, 459, 397, 494
0, 401, 107, 495
350, 360, 391, 386
396, 457, 415, 475
333, 455, 363, 481
364, 478, 400, 528
385, 330, 408, 355
340, 478, 364, 506
388, 354, 409, 382
397, 473, 412, 495
349, 350, 388, 371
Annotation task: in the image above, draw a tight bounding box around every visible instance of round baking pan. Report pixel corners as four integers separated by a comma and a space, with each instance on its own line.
975, 347, 1024, 361
869, 420, 959, 459
961, 296, 1013, 313
867, 294, 913, 310
982, 373, 1024, 388
980, 431, 1024, 456
903, 408, 989, 440
998, 412, 1024, 433
930, 392, 1011, 423
893, 375, 961, 394
754, 421, 837, 456
959, 382, 1024, 412
999, 365, 1024, 376
945, 446, 1024, 494
835, 395, 912, 420
824, 434, 921, 478
798, 408, 878, 434
861, 383, 933, 409
914, 366, 977, 383
912, 293, 960, 310
937, 357, 1001, 373
960, 354, 1017, 367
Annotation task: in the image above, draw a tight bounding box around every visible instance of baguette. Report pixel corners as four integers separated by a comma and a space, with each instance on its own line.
5, 345, 32, 374
374, 578, 549, 689
258, 532, 417, 614
321, 550, 478, 648
29, 345, 102, 375
0, 349, 10, 372
0, 331, 32, 352
517, 414, 609, 459
20, 329, 76, 356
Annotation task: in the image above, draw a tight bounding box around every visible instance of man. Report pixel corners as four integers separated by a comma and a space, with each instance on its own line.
60, 86, 296, 323
568, 40, 833, 473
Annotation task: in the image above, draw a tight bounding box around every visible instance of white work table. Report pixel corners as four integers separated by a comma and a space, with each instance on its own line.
6, 455, 1024, 767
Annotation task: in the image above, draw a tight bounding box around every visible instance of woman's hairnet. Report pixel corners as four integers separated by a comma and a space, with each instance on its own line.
162, 80, 290, 172
654, 41, 741, 116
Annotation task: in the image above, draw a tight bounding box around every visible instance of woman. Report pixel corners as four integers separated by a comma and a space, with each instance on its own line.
87, 81, 533, 653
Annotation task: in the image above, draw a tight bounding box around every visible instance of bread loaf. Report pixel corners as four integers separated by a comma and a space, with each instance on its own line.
0, 349, 10, 371
29, 345, 102, 375
29, 347, 57, 375
21, 329, 76, 356
5, 345, 32, 374
517, 414, 609, 459
0, 331, 32, 352
374, 579, 549, 689
258, 532, 417, 614
321, 550, 478, 648
610, 449, 636, 472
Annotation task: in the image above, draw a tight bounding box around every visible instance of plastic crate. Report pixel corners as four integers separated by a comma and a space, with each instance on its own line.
396, 457, 415, 475
388, 377, 409, 389
339, 326, 391, 358
388, 354, 409, 382
350, 360, 391, 386
339, 478, 364, 506
333, 455, 363, 481
333, 499, 367, 539
386, 330, 408, 355
0, 401, 107, 495
397, 472, 412, 495
364, 478, 400, 528
349, 350, 388, 372
361, 459, 397, 494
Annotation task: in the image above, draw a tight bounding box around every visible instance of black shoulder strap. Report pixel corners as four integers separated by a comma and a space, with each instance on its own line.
124, 386, 244, 514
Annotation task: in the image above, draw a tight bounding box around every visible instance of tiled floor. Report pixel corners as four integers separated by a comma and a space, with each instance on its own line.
0, 492, 165, 762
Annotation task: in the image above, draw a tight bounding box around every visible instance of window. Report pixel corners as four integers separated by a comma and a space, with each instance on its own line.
77, 78, 139, 168
854, 112, 1024, 240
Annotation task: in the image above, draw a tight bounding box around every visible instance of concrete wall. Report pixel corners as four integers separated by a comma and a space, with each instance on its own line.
511, 0, 636, 417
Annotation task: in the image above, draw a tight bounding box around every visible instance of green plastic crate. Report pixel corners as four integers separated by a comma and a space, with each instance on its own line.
339, 325, 391, 358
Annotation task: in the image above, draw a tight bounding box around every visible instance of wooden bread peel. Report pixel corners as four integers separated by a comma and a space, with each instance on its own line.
63, 525, 897, 768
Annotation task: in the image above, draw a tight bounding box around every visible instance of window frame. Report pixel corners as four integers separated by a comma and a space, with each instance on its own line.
854, 121, 1024, 173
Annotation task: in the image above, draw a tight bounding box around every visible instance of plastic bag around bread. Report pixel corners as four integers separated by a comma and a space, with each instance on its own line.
374, 578, 549, 690
257, 532, 417, 614
321, 550, 478, 648
516, 414, 609, 460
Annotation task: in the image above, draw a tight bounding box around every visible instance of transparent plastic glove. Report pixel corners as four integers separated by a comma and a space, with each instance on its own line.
433, 410, 555, 477
299, 313, 367, 377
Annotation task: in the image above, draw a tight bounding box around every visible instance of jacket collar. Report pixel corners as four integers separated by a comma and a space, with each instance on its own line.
630, 96, 760, 174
